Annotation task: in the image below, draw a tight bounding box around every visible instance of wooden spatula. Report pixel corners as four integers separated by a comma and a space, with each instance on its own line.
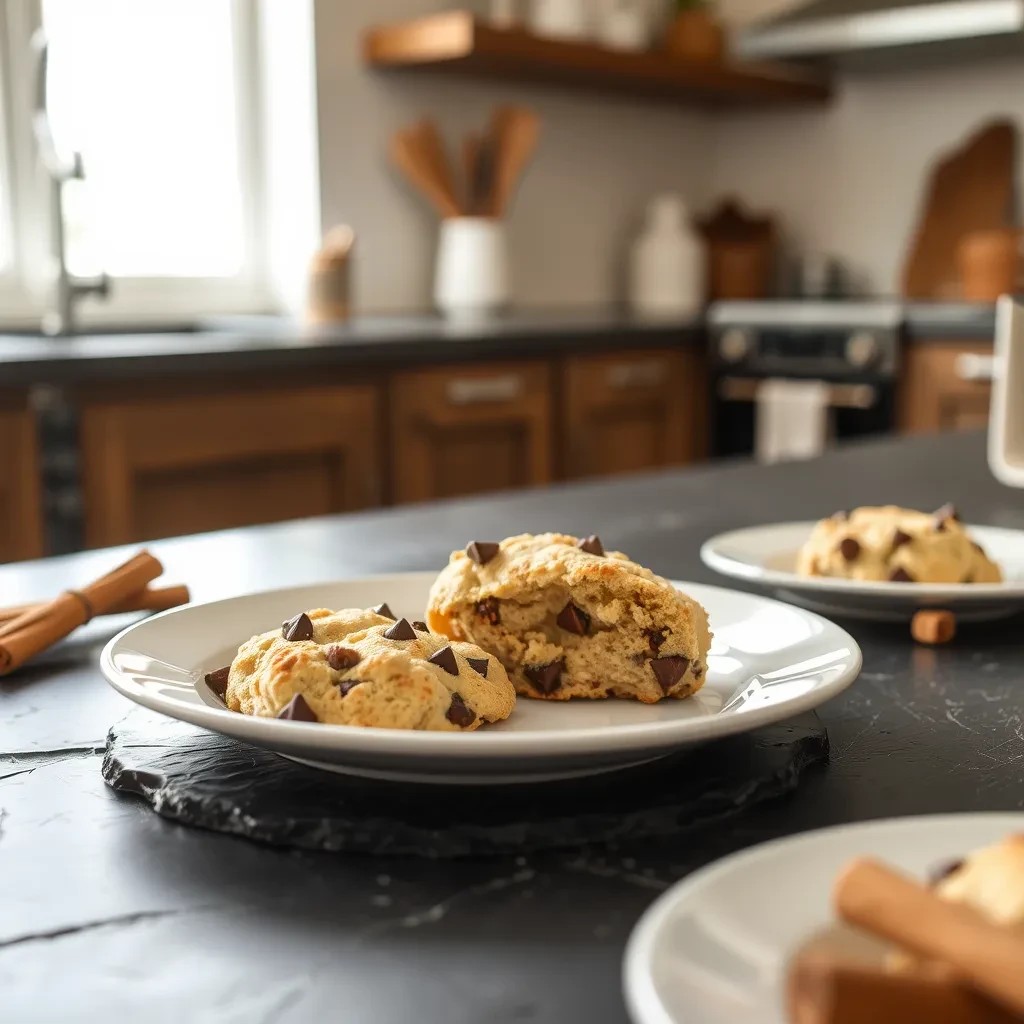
488, 105, 541, 218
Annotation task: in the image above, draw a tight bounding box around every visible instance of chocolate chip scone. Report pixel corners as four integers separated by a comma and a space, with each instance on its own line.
426, 533, 711, 703
220, 606, 515, 730
796, 505, 1002, 584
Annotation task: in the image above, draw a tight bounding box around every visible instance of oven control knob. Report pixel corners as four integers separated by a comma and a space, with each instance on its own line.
846, 331, 880, 368
718, 328, 752, 364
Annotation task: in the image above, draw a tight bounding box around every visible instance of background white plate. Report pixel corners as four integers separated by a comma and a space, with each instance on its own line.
101, 572, 861, 784
701, 522, 1024, 622
624, 812, 1024, 1024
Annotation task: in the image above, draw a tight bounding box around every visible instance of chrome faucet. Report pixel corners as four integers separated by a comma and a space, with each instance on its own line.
32, 30, 110, 336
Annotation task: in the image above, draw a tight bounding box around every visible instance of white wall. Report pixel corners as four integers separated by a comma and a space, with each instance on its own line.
706, 55, 1024, 294
313, 0, 710, 313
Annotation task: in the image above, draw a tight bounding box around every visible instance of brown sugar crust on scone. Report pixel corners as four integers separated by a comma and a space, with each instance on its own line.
225, 607, 515, 730
796, 505, 1002, 584
426, 533, 712, 703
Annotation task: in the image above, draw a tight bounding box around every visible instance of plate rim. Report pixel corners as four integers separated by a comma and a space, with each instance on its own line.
100, 571, 861, 760
701, 522, 1024, 601
623, 810, 1024, 1024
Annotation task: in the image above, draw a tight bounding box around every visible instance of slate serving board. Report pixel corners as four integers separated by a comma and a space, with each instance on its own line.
102, 709, 828, 858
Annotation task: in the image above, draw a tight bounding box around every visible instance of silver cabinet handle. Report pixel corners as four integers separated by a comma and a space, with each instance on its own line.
445, 375, 523, 405
607, 360, 667, 389
955, 353, 997, 382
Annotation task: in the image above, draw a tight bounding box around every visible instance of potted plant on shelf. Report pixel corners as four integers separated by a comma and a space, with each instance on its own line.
664, 0, 725, 63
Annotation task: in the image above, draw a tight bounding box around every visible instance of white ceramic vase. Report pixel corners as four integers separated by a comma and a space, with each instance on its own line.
434, 217, 509, 321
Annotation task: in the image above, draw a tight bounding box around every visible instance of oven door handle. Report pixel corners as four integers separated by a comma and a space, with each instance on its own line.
717, 376, 878, 410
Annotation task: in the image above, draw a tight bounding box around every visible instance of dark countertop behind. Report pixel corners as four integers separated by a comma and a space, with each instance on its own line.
0, 308, 701, 387
0, 302, 998, 388
2, 430, 1024, 1022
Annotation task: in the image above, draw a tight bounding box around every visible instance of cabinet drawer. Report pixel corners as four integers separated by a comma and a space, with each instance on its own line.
0, 394, 44, 563
390, 361, 552, 503
80, 383, 382, 546
562, 349, 703, 479
900, 341, 993, 435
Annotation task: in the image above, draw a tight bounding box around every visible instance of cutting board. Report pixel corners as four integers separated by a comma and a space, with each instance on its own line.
902, 119, 1018, 300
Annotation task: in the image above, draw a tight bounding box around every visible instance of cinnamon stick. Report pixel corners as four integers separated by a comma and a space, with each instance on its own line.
0, 584, 189, 626
835, 858, 1024, 1015
787, 949, 1017, 1024
0, 550, 163, 676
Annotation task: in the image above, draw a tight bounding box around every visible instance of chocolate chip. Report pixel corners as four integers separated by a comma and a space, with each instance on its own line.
204, 666, 230, 699
556, 601, 590, 636
839, 537, 861, 562
338, 678, 364, 697
411, 621, 429, 632
525, 659, 564, 694
577, 535, 605, 556
428, 645, 459, 675
928, 858, 964, 886
692, 664, 704, 679
467, 656, 489, 677
282, 612, 314, 642
277, 694, 318, 721
649, 655, 690, 693
645, 628, 667, 653
892, 529, 912, 551
889, 567, 915, 582
326, 646, 361, 670
466, 541, 500, 565
446, 693, 476, 728
383, 617, 417, 641
476, 597, 501, 625
372, 603, 396, 620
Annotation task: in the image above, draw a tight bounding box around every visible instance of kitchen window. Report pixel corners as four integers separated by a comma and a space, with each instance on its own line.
0, 0, 271, 326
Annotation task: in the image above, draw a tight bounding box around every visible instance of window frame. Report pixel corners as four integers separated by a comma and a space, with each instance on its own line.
0, 0, 273, 329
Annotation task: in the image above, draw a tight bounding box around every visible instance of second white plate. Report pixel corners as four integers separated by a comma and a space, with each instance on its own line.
624, 812, 1024, 1024
101, 572, 861, 784
701, 522, 1024, 621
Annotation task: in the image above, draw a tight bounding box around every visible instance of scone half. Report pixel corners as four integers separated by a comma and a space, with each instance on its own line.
427, 533, 712, 703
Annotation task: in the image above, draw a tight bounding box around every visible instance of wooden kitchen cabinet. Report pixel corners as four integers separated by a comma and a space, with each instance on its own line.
390, 361, 553, 503
0, 394, 45, 563
79, 381, 382, 547
900, 341, 994, 435
562, 349, 704, 479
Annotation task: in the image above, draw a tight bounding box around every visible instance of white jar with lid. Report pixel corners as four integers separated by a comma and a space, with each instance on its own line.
629, 193, 703, 318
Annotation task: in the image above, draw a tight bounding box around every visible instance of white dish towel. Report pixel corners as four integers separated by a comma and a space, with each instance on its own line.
754, 377, 831, 464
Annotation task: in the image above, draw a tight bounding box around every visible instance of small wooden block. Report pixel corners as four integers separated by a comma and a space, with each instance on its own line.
911, 610, 956, 645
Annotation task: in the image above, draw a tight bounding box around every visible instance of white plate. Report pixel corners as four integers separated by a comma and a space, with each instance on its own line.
101, 572, 861, 785
624, 812, 1024, 1024
702, 522, 1024, 622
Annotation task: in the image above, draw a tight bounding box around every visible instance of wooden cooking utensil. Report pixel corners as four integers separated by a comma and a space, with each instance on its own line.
487, 105, 541, 218
901, 119, 1017, 300
414, 118, 459, 216
389, 127, 461, 219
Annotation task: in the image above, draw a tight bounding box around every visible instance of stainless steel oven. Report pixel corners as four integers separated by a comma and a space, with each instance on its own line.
707, 301, 901, 458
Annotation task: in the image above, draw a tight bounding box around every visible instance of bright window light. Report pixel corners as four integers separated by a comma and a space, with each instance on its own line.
41, 0, 246, 279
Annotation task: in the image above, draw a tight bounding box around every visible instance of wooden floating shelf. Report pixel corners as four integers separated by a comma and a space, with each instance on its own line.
363, 10, 832, 108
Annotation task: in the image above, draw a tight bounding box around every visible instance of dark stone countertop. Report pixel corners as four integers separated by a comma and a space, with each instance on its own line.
903, 301, 996, 343
0, 308, 700, 386
3, 431, 1024, 1022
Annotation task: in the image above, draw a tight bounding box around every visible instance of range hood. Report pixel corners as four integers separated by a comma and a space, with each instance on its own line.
736, 0, 1024, 66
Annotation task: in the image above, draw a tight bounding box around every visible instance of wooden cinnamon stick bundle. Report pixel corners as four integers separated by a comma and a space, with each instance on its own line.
834, 858, 1024, 1016
0, 550, 164, 676
0, 584, 189, 626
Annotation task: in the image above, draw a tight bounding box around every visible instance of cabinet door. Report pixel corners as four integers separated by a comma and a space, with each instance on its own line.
562, 349, 703, 479
80, 383, 381, 547
0, 396, 44, 563
391, 362, 552, 503
900, 342, 993, 435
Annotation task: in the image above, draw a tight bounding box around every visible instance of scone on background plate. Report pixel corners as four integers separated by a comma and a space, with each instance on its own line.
224, 606, 516, 731
426, 533, 711, 703
796, 505, 1002, 584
